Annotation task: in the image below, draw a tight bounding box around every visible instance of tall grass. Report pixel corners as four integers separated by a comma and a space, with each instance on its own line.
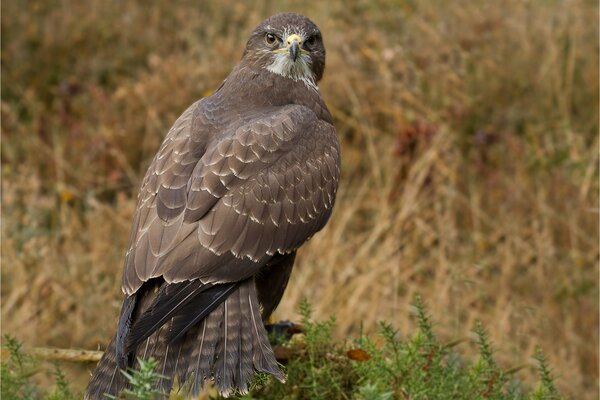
1, 0, 597, 398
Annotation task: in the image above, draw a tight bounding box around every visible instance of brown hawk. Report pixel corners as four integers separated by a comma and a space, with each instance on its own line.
85, 12, 340, 399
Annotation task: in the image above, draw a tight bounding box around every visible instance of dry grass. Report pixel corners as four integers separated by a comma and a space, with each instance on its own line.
1, 0, 598, 398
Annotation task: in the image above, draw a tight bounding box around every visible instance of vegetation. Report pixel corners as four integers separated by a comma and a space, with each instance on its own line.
105, 358, 166, 400
1, 0, 597, 398
1, 298, 563, 399
1, 335, 75, 400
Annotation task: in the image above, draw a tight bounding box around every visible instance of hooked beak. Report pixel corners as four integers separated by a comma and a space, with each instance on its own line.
289, 41, 300, 62
286, 34, 302, 62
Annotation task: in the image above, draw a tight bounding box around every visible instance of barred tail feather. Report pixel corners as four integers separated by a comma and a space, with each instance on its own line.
182, 279, 284, 396
84, 335, 125, 400
237, 282, 256, 393
247, 282, 284, 380
152, 320, 179, 395
85, 278, 283, 399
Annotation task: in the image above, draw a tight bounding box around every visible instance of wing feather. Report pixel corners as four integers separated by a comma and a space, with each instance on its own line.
122, 103, 339, 295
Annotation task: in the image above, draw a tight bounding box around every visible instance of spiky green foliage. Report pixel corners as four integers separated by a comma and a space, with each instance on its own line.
239, 297, 562, 400
247, 298, 356, 400
1, 335, 39, 400
106, 358, 166, 400
531, 348, 562, 400
1, 335, 74, 400
47, 362, 75, 400
469, 320, 510, 399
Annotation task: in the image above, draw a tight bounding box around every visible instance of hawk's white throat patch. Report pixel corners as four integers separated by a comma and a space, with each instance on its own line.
266, 52, 317, 91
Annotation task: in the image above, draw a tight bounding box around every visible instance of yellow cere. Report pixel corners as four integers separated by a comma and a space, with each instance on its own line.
273, 33, 310, 54
286, 34, 303, 46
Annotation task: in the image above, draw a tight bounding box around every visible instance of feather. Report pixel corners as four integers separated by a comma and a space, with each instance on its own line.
115, 294, 136, 368
84, 335, 125, 400
167, 282, 239, 343
247, 282, 284, 380
125, 280, 200, 350
237, 284, 255, 393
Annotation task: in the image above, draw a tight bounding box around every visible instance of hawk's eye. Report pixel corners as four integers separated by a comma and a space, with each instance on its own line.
265, 33, 277, 45
305, 35, 316, 47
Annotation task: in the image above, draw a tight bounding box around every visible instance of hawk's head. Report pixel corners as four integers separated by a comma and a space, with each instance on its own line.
243, 13, 326, 89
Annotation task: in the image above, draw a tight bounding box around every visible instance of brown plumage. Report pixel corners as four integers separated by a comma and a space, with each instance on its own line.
85, 12, 339, 399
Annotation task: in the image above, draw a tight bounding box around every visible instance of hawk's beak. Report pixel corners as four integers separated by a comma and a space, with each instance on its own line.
286, 34, 302, 62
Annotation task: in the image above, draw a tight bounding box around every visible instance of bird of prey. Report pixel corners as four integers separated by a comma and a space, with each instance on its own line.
85, 12, 340, 399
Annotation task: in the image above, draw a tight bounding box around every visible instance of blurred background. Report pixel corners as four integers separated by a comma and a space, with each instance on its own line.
1, 0, 598, 398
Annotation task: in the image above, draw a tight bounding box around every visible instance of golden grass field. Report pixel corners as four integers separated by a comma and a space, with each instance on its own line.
2, 0, 598, 398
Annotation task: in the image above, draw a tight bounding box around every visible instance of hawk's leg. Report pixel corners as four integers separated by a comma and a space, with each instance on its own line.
255, 251, 296, 321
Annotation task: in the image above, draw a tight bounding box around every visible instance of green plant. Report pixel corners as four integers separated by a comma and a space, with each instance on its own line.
47, 362, 75, 400
1, 335, 39, 400
531, 347, 561, 400
239, 297, 563, 399
1, 335, 75, 400
106, 358, 166, 400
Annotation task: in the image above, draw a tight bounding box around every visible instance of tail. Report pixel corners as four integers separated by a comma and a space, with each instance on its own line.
84, 334, 125, 399
84, 279, 284, 399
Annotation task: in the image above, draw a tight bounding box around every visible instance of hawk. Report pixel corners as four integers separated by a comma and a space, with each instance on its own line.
85, 12, 340, 398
